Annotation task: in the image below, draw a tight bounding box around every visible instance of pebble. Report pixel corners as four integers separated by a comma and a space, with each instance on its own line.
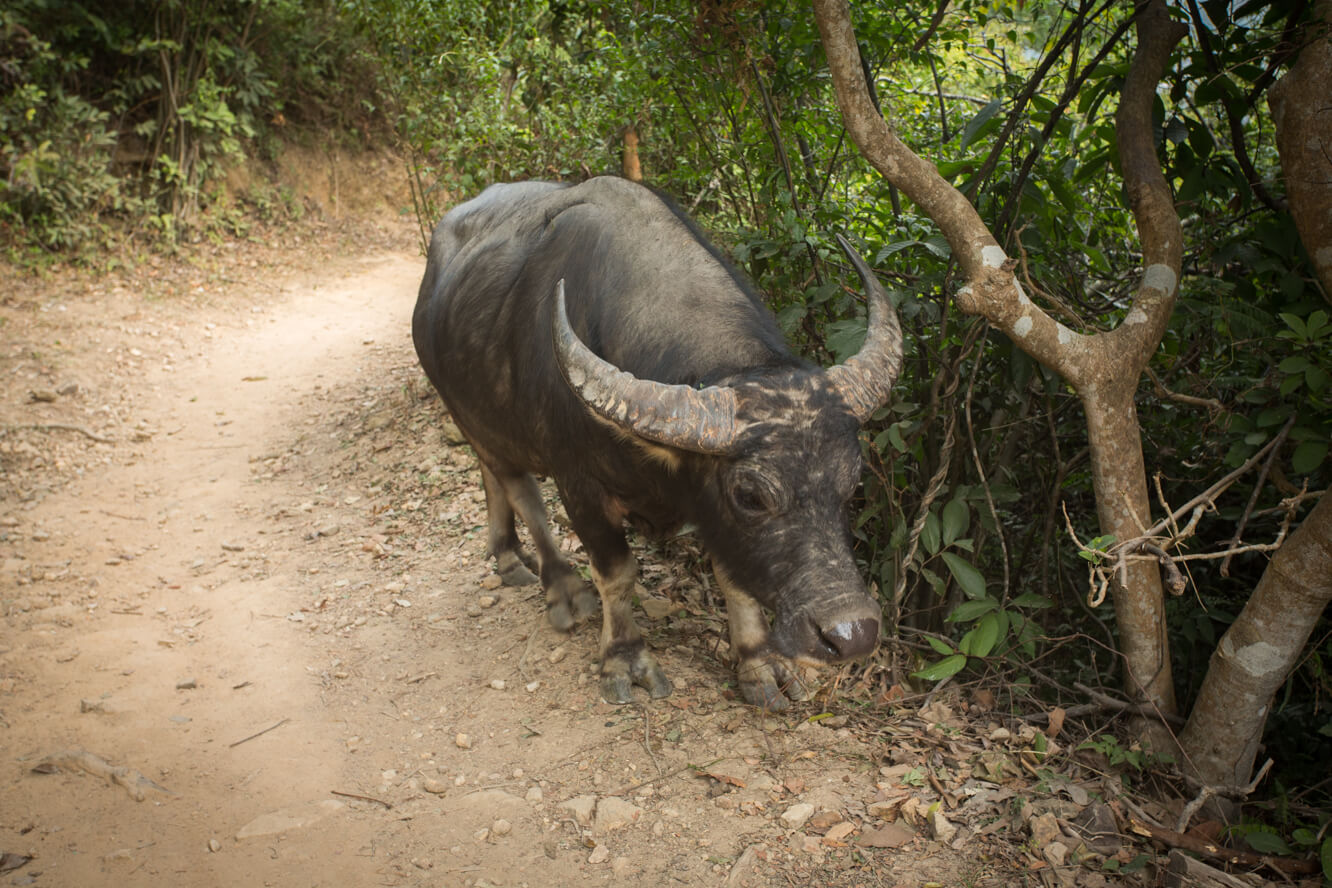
455, 733, 472, 749
489, 679, 506, 690
560, 795, 597, 827
525, 680, 541, 692
491, 819, 512, 836
208, 838, 222, 853
480, 575, 503, 590
594, 797, 643, 834
423, 777, 448, 794
548, 646, 567, 664
478, 594, 499, 608
525, 786, 543, 803
780, 803, 816, 830
587, 844, 611, 865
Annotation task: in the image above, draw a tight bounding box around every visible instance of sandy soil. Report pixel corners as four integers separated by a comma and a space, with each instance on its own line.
0, 221, 1036, 887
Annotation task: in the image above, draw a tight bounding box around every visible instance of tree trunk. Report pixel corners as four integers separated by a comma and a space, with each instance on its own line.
1269, 0, 1332, 304
1083, 382, 1177, 715
1178, 493, 1332, 802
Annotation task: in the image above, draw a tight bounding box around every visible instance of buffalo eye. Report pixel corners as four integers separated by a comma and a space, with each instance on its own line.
728, 470, 780, 518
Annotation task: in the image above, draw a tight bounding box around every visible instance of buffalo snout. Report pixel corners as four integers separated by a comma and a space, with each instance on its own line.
771, 595, 882, 664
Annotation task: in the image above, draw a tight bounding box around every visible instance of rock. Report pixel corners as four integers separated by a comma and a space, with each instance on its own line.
1029, 811, 1062, 847
561, 794, 597, 827
491, 819, 512, 836
1043, 841, 1068, 867
587, 844, 611, 864
525, 680, 541, 692
489, 679, 506, 690
29, 389, 58, 403
525, 786, 543, 803
807, 810, 843, 831
235, 800, 346, 840
640, 598, 678, 620
548, 646, 567, 664
726, 845, 760, 886
928, 808, 957, 843
423, 777, 448, 794
455, 733, 472, 749
857, 823, 914, 848
780, 802, 816, 830
823, 822, 856, 844
207, 838, 221, 853
478, 594, 499, 608
480, 575, 503, 590
594, 797, 643, 834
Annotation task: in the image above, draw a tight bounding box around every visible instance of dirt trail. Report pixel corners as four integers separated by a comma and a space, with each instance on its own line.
2, 245, 981, 887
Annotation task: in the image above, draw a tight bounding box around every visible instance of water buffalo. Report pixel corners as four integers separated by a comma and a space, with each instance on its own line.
413, 176, 902, 709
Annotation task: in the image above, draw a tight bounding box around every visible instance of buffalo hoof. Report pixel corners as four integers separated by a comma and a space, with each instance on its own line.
546, 574, 599, 631
499, 562, 539, 587
601, 648, 672, 703
736, 656, 810, 711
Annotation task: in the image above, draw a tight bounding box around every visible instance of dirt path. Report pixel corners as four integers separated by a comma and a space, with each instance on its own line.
2, 244, 986, 887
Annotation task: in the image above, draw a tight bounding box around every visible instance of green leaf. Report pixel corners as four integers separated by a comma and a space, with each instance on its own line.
1321, 836, 1331, 881
1243, 831, 1291, 855
925, 635, 956, 656
959, 98, 1002, 152
968, 612, 1002, 658
942, 498, 970, 546
1292, 439, 1328, 473
946, 598, 999, 622
940, 552, 987, 599
1010, 592, 1053, 608
912, 654, 967, 682
922, 512, 941, 556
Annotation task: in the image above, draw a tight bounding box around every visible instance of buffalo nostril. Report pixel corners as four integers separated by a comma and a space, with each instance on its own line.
820, 617, 880, 660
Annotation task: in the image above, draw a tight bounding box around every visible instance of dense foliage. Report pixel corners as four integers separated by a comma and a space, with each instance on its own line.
0, 0, 377, 256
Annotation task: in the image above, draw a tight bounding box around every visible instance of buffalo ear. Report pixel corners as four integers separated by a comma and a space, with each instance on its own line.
551, 279, 745, 454
825, 236, 903, 422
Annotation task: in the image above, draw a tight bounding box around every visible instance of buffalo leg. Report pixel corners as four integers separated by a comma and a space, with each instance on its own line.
479, 463, 539, 586
716, 566, 810, 710
479, 464, 597, 630
562, 496, 671, 702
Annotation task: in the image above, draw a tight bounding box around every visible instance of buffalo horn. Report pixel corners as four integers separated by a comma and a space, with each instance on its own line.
551, 280, 742, 454
825, 235, 904, 422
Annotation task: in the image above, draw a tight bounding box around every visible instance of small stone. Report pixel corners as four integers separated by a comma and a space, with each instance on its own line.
423, 777, 448, 794
525, 786, 543, 803
480, 575, 503, 590
525, 680, 541, 693
929, 808, 957, 843
780, 802, 816, 830
823, 822, 856, 843
221, 542, 245, 552
455, 733, 472, 749
594, 797, 643, 834
29, 389, 58, 403
491, 818, 512, 836
176, 678, 197, 690
489, 679, 506, 690
587, 844, 611, 865
548, 646, 567, 664
478, 594, 499, 608
473, 828, 490, 842
560, 795, 597, 827
208, 838, 222, 853
80, 698, 106, 713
